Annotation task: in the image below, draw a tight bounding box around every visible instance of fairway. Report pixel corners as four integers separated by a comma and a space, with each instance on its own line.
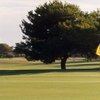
0, 58, 100, 100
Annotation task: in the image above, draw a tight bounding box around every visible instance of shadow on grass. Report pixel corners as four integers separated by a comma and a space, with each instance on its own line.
0, 68, 100, 76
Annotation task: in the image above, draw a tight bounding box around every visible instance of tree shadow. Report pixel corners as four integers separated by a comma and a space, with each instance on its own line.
0, 67, 100, 76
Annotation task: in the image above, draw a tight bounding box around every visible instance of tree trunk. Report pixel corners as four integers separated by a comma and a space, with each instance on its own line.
61, 57, 67, 70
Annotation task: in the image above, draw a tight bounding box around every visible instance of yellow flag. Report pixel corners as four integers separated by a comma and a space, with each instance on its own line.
96, 44, 100, 56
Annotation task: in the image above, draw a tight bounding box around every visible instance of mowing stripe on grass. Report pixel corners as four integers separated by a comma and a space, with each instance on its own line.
36, 75, 100, 77
1, 80, 100, 83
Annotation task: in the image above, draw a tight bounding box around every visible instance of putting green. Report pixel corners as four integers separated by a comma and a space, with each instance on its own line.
0, 58, 100, 100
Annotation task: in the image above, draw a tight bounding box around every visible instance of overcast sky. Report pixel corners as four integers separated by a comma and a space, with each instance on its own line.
0, 0, 100, 46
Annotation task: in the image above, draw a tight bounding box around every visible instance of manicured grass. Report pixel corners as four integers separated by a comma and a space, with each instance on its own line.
0, 58, 100, 100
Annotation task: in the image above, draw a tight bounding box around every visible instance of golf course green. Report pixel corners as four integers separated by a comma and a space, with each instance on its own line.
0, 58, 100, 100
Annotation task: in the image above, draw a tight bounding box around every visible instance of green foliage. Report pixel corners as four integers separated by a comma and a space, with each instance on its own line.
16, 1, 100, 69
0, 43, 14, 58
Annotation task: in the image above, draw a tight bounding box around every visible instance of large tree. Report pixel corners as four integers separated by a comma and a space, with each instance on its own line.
16, 1, 100, 70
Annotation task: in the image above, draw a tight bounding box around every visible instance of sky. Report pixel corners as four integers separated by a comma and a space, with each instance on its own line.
0, 0, 100, 46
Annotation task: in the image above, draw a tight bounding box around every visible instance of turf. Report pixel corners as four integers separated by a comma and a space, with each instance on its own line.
0, 58, 100, 100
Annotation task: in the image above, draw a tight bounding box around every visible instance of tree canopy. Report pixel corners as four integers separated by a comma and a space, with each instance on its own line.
15, 1, 100, 70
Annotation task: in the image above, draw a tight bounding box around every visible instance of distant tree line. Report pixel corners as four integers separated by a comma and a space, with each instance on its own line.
0, 43, 25, 58
0, 43, 14, 58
